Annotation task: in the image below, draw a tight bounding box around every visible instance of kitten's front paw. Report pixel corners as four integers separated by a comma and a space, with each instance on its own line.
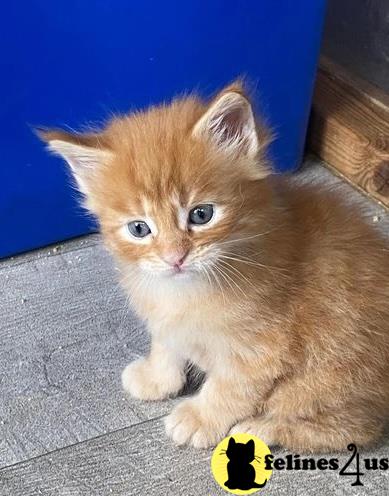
230, 416, 276, 446
122, 358, 184, 401
165, 399, 225, 449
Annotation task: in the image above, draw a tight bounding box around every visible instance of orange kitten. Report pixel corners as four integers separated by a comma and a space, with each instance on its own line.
40, 83, 389, 452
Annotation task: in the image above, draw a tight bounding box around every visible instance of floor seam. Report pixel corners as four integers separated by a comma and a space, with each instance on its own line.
0, 413, 168, 473
0, 239, 100, 273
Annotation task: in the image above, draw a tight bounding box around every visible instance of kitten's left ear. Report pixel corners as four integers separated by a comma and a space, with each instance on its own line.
246, 439, 255, 457
37, 129, 113, 197
227, 437, 237, 449
192, 84, 270, 163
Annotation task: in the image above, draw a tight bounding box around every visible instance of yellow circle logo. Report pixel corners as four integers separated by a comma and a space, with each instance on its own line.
211, 433, 273, 494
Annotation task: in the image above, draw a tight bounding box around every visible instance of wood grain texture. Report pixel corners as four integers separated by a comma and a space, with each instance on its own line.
0, 418, 219, 496
1, 417, 388, 496
0, 242, 174, 467
308, 57, 389, 209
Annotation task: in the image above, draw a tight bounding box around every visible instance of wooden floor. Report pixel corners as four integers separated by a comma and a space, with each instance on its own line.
0, 158, 388, 495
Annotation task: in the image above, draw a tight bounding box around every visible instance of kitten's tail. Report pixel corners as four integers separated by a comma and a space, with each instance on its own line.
252, 479, 268, 488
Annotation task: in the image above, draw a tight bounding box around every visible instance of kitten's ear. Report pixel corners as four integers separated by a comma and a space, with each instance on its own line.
246, 439, 255, 457
192, 84, 263, 160
37, 129, 113, 196
227, 437, 236, 449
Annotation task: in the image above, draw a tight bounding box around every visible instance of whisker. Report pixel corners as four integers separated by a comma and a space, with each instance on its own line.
218, 259, 259, 294
219, 254, 262, 267
209, 265, 227, 304
217, 229, 278, 247
216, 266, 243, 300
200, 264, 214, 289
218, 250, 290, 275
215, 263, 247, 299
218, 254, 286, 274
219, 263, 254, 298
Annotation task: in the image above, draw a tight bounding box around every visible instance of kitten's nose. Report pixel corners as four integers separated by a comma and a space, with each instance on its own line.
162, 249, 189, 269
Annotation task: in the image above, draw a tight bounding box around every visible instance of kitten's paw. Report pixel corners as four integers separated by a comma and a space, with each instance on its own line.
230, 417, 276, 446
122, 358, 184, 401
165, 399, 224, 449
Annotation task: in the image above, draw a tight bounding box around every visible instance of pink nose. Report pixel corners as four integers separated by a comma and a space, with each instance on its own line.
162, 250, 189, 268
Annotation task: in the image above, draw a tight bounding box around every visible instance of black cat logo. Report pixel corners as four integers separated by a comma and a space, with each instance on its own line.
223, 437, 268, 491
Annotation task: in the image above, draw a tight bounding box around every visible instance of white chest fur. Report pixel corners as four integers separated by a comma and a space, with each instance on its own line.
127, 275, 231, 371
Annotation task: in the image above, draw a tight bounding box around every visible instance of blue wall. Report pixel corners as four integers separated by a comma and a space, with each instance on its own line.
0, 0, 326, 258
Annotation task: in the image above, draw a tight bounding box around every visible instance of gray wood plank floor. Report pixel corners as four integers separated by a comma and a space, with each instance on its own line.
0, 158, 388, 495
2, 417, 389, 496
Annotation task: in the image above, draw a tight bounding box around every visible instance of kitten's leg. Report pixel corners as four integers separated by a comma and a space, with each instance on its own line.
230, 415, 277, 445
122, 340, 186, 401
231, 412, 383, 451
165, 374, 258, 448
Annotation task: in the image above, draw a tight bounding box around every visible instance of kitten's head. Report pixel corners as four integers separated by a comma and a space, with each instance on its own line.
226, 437, 255, 463
39, 83, 273, 284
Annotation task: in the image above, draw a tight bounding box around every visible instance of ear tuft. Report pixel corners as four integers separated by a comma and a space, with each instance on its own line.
192, 88, 259, 158
38, 129, 112, 196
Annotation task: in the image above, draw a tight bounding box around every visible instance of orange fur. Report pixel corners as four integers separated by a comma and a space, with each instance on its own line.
41, 83, 389, 452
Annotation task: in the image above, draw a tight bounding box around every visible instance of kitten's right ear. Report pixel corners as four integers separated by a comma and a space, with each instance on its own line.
37, 128, 113, 196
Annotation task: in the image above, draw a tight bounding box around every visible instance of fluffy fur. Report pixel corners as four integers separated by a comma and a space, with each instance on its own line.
40, 83, 389, 452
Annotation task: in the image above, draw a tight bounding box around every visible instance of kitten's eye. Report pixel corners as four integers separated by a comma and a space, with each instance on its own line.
189, 204, 214, 225
127, 221, 151, 238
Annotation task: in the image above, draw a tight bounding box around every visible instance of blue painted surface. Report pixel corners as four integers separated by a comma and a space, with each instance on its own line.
0, 0, 326, 258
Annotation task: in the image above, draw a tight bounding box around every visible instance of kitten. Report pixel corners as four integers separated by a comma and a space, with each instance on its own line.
40, 82, 389, 452
224, 437, 267, 490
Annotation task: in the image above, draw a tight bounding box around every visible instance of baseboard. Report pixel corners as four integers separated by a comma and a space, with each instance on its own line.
308, 56, 389, 209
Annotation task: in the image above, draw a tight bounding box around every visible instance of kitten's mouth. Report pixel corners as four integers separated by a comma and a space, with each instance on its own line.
171, 266, 186, 276
166, 264, 193, 279
153, 260, 201, 279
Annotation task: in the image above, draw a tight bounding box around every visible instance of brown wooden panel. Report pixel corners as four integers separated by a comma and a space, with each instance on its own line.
308, 57, 389, 209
